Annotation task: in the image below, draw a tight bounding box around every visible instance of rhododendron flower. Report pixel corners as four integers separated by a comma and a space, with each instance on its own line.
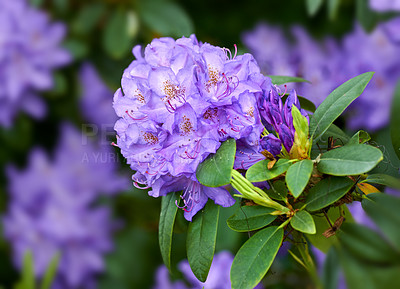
113, 35, 270, 220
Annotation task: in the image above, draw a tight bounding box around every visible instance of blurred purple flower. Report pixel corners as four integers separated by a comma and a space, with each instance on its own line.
153, 251, 264, 289
243, 21, 400, 131
370, 0, 400, 11
114, 35, 269, 220
242, 23, 297, 76
0, 0, 71, 127
341, 23, 400, 131
3, 123, 128, 288
79, 63, 118, 128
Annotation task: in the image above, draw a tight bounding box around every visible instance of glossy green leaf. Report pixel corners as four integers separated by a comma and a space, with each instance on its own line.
227, 206, 276, 232
286, 159, 313, 198
246, 159, 292, 182
391, 80, 400, 161
103, 9, 133, 59
267, 180, 288, 201
196, 139, 236, 187
306, 0, 324, 16
362, 174, 400, 190
159, 192, 179, 271
347, 130, 371, 146
339, 223, 400, 264
267, 75, 310, 86
306, 177, 354, 211
139, 0, 194, 37
362, 193, 400, 251
231, 226, 283, 289
22, 251, 35, 289
290, 210, 316, 234
317, 144, 383, 176
187, 201, 220, 282
310, 72, 374, 141
40, 254, 60, 289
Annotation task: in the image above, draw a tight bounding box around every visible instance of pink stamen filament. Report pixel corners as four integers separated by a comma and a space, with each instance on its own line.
176, 181, 201, 212
133, 182, 150, 190
126, 110, 147, 121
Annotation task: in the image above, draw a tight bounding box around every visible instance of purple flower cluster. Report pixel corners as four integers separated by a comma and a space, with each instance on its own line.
243, 21, 400, 131
153, 251, 263, 289
3, 123, 128, 289
113, 35, 273, 220
0, 0, 71, 127
80, 63, 118, 128
370, 0, 400, 11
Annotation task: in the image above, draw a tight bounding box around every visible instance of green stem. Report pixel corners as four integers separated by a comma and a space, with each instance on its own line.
294, 234, 323, 289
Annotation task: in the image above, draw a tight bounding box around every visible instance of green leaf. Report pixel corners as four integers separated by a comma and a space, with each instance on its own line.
63, 39, 88, 60
103, 9, 133, 59
362, 174, 400, 190
309, 72, 374, 141
281, 94, 316, 113
319, 123, 350, 143
227, 206, 276, 232
391, 80, 400, 161
267, 75, 311, 86
336, 245, 376, 289
327, 0, 340, 20
347, 130, 371, 146
290, 210, 316, 234
306, 0, 324, 16
187, 201, 220, 282
285, 159, 313, 198
246, 159, 292, 182
231, 226, 283, 289
322, 247, 341, 289
30, 0, 44, 7
40, 254, 60, 289
196, 139, 236, 187
159, 192, 179, 271
72, 3, 106, 35
356, 0, 378, 32
139, 0, 194, 37
22, 251, 35, 289
267, 180, 288, 201
306, 206, 353, 252
305, 177, 354, 211
362, 193, 400, 251
317, 144, 383, 176
338, 223, 400, 265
